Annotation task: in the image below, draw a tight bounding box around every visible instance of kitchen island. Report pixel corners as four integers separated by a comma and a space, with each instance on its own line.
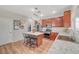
25, 32, 44, 47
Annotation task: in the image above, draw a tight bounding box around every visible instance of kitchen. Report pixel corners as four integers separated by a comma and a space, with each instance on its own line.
0, 5, 79, 54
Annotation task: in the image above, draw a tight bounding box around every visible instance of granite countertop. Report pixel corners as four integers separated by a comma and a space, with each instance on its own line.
26, 32, 44, 36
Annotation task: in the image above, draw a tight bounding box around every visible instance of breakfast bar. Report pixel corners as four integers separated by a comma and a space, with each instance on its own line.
24, 32, 44, 47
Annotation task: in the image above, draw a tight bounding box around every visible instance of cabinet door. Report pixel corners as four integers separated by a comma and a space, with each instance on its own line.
63, 10, 71, 27
55, 17, 63, 27
49, 32, 58, 41
42, 20, 47, 27
42, 19, 52, 26
46, 19, 52, 25
36, 34, 44, 46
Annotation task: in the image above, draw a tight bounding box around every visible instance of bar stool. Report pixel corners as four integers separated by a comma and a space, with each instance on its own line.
29, 35, 37, 48
23, 33, 30, 46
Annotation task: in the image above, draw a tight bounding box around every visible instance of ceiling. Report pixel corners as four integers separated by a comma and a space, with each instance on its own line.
0, 5, 72, 19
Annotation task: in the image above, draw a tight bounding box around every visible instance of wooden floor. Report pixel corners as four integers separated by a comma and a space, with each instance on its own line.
0, 38, 53, 54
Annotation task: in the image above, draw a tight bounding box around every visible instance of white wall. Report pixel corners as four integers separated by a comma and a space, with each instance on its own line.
0, 17, 28, 45
71, 6, 79, 43
74, 6, 79, 43
13, 18, 28, 42
0, 17, 13, 45
0, 8, 29, 45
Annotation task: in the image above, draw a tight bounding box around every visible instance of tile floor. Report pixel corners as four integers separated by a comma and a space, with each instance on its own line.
48, 40, 79, 54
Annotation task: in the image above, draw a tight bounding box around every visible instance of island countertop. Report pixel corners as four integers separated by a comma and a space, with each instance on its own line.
26, 32, 44, 36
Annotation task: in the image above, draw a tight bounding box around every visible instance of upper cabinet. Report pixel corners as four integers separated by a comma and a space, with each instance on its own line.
63, 10, 71, 27
54, 16, 63, 27
41, 10, 71, 28
41, 16, 63, 27
42, 19, 52, 27
42, 19, 47, 27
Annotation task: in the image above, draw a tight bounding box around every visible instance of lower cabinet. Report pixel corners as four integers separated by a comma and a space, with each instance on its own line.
49, 32, 58, 41
36, 34, 44, 46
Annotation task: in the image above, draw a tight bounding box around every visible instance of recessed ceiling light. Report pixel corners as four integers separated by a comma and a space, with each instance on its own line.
31, 8, 35, 12
52, 10, 57, 14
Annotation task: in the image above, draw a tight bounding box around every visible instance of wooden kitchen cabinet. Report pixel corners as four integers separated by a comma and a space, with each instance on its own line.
41, 16, 63, 27
63, 10, 71, 27
42, 19, 52, 27
49, 32, 58, 41
54, 16, 63, 27
26, 32, 44, 47
42, 19, 47, 27
41, 10, 71, 28
46, 19, 52, 25
36, 34, 44, 46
